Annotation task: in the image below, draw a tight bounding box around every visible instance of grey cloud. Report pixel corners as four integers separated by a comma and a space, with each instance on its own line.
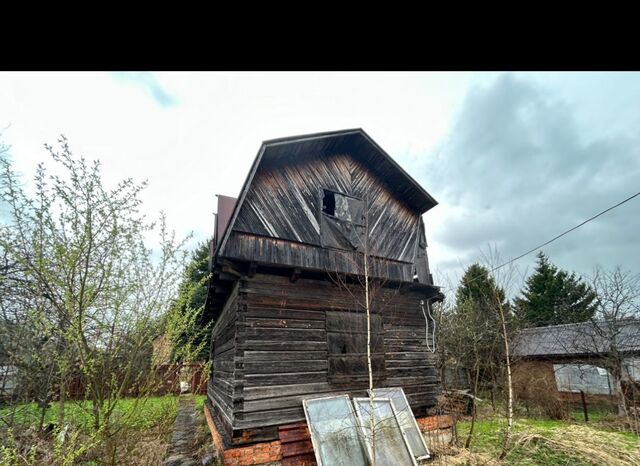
421, 73, 640, 278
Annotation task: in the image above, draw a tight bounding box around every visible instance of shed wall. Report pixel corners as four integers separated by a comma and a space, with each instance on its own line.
211, 273, 439, 444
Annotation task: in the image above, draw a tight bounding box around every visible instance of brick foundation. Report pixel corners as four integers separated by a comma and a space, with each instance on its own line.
416, 414, 454, 432
204, 403, 451, 466
204, 404, 282, 466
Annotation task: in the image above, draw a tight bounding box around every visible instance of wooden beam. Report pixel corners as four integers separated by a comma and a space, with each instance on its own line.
248, 261, 257, 278
290, 267, 301, 283
221, 259, 243, 278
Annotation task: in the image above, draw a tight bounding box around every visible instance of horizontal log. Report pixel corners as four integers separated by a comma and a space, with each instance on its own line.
244, 371, 328, 387
243, 382, 333, 401
243, 317, 325, 329
243, 306, 327, 321
244, 351, 328, 362
386, 375, 438, 386
234, 410, 307, 430
281, 440, 314, 458
279, 426, 310, 444
386, 360, 435, 368
242, 390, 353, 413
240, 340, 328, 352
240, 327, 326, 342
243, 360, 328, 374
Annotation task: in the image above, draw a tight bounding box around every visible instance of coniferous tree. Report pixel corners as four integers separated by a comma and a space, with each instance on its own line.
449, 263, 512, 445
456, 263, 509, 317
166, 239, 212, 362
515, 252, 596, 327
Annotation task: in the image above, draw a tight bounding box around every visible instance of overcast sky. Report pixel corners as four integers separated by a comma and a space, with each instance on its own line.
1, 72, 638, 294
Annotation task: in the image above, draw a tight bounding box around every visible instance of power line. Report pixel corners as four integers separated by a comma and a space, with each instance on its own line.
441, 189, 640, 287
489, 190, 640, 273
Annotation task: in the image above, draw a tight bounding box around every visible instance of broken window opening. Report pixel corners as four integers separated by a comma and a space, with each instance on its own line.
322, 189, 336, 216
320, 189, 365, 250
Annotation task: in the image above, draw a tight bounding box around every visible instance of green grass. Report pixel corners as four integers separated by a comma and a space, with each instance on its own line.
0, 395, 179, 432
194, 394, 206, 412
569, 407, 615, 423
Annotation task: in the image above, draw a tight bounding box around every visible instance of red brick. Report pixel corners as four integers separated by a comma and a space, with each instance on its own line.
416, 415, 454, 432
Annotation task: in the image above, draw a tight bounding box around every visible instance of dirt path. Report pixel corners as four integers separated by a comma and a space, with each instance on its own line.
163, 397, 201, 466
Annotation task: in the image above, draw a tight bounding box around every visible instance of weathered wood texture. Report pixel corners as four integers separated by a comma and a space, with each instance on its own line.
226, 153, 431, 283
207, 282, 240, 436
224, 232, 419, 282
211, 273, 440, 439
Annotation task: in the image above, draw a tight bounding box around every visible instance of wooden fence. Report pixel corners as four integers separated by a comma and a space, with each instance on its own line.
65, 363, 208, 399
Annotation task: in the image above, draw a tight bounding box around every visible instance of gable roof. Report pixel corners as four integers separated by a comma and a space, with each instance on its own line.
217, 128, 438, 257
512, 319, 640, 357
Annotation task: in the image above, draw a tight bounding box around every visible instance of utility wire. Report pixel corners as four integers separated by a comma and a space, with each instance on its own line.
442, 189, 640, 286
490, 190, 640, 273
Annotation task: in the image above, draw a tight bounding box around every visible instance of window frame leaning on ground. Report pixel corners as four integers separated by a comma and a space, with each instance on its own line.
302, 394, 369, 466
369, 386, 431, 461
352, 396, 418, 466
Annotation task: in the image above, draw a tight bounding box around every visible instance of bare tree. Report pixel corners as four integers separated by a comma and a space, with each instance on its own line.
480, 248, 519, 459
324, 195, 434, 465
589, 266, 640, 425
437, 246, 521, 458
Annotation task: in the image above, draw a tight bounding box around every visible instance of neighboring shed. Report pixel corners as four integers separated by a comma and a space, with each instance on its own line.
512, 320, 640, 404
204, 129, 443, 456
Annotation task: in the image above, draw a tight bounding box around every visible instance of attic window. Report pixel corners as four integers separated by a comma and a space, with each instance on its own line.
322, 189, 363, 224
320, 189, 365, 250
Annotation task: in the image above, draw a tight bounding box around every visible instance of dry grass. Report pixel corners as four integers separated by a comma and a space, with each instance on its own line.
428, 445, 501, 465
110, 421, 175, 466
513, 424, 640, 466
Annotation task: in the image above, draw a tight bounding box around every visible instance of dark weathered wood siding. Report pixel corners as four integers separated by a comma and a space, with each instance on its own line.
207, 282, 240, 436
227, 153, 430, 282
224, 232, 419, 282
212, 273, 439, 440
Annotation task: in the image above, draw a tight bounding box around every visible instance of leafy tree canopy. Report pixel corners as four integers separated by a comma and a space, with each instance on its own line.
515, 252, 596, 327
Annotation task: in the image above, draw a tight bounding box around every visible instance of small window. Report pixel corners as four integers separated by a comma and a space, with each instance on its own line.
320, 189, 365, 250
553, 364, 613, 395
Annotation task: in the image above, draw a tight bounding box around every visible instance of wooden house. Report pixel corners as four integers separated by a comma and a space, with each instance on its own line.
204, 129, 443, 453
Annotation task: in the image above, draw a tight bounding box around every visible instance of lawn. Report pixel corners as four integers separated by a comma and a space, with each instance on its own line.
455, 412, 639, 465
0, 395, 180, 432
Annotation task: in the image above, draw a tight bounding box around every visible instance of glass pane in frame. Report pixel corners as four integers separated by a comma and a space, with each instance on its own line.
303, 395, 368, 466
370, 387, 430, 460
353, 397, 417, 466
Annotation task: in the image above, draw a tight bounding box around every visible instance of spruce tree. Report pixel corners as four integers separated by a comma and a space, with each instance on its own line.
515, 252, 596, 327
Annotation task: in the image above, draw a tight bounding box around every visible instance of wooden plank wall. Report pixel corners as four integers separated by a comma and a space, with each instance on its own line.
208, 282, 240, 436
231, 153, 422, 266
224, 231, 415, 282
229, 273, 440, 438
